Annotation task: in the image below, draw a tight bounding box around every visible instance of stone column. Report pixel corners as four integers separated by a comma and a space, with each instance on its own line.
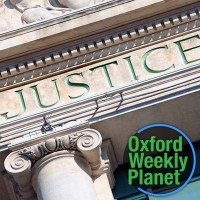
32, 150, 98, 200
4, 129, 114, 200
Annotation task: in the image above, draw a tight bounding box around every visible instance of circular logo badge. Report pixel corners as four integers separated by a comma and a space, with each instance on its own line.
128, 124, 196, 197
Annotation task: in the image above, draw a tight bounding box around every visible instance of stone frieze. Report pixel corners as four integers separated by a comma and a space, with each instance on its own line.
0, 0, 106, 32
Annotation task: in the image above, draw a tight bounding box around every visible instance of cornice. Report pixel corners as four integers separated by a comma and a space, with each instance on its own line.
1, 0, 198, 39
0, 6, 200, 91
0, 1, 199, 61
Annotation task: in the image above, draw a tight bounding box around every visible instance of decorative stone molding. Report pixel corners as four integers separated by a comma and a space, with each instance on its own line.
20, 129, 102, 170
0, 1, 12, 32
20, 132, 83, 161
4, 119, 89, 150
20, 128, 110, 176
6, 128, 110, 175
58, 0, 106, 9
8, 0, 106, 25
0, 6, 200, 84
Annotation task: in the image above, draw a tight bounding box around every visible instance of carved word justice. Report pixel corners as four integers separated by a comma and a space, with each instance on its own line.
1, 35, 200, 121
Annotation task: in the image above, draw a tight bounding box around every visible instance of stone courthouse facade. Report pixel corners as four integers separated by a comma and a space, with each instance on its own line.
0, 0, 200, 199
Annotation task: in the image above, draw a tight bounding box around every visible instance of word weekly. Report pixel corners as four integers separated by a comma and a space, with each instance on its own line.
128, 136, 188, 186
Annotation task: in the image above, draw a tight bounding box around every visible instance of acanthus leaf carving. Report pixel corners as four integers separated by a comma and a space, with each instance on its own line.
20, 131, 88, 162
19, 129, 106, 177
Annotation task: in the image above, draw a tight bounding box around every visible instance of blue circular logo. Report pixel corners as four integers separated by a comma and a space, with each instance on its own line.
137, 124, 196, 197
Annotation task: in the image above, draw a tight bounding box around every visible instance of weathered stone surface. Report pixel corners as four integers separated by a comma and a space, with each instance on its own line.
4, 152, 35, 199
0, 0, 106, 29
0, 0, 199, 61
21, 6, 65, 24
58, 0, 105, 9
0, 1, 11, 32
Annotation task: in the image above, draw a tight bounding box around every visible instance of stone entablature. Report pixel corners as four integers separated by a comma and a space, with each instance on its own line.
1, 5, 200, 88
0, 29, 199, 123
0, 1, 200, 200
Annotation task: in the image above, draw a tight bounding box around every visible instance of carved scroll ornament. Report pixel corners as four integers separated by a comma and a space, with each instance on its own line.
20, 129, 104, 169
4, 152, 35, 199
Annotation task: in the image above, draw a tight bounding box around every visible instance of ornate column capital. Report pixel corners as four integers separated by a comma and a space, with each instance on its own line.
4, 152, 35, 200
4, 129, 115, 200
19, 128, 107, 176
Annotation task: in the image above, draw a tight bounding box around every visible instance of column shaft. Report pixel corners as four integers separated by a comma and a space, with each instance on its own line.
32, 150, 99, 200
